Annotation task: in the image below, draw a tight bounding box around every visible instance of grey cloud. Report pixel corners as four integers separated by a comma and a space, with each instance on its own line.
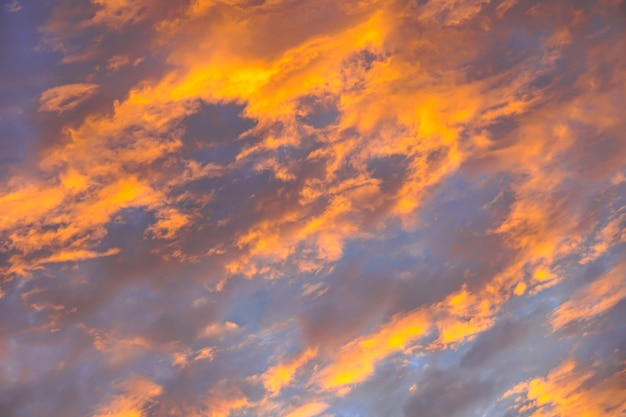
460, 318, 530, 368
403, 367, 496, 417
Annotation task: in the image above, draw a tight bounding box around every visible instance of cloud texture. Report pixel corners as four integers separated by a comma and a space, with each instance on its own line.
1, 0, 625, 416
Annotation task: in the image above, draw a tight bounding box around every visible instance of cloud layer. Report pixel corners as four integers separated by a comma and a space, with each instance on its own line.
1, 0, 625, 416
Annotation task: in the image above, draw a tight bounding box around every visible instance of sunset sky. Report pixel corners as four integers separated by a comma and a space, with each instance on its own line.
1, 0, 626, 416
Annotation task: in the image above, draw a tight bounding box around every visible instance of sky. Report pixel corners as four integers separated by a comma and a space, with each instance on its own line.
0, 0, 625, 416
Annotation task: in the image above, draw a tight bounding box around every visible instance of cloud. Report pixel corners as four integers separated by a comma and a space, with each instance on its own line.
403, 368, 496, 417
263, 347, 317, 396
2, 0, 626, 416
504, 358, 626, 417
90, 0, 147, 30
4, 0, 21, 12
552, 259, 626, 331
92, 376, 162, 417
284, 402, 330, 417
38, 83, 100, 114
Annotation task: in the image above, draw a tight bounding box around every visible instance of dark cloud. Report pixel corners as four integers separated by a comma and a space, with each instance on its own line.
403, 368, 496, 417
460, 318, 530, 368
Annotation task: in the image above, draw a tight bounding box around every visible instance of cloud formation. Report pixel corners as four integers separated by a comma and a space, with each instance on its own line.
1, 0, 625, 416
38, 83, 100, 114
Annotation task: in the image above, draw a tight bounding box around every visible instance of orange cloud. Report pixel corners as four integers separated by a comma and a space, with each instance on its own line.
316, 308, 431, 389
12, 0, 566, 287
284, 401, 329, 417
552, 260, 626, 331
314, 279, 502, 391
505, 359, 626, 417
145, 208, 191, 240
90, 0, 146, 29
92, 376, 162, 417
38, 83, 100, 114
3, 1, 626, 416
416, 0, 492, 25
263, 347, 318, 396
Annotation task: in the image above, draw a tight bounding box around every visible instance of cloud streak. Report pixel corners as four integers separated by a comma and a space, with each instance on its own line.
38, 83, 100, 114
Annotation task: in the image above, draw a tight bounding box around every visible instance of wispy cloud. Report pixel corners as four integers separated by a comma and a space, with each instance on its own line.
1, 0, 625, 416
38, 83, 100, 114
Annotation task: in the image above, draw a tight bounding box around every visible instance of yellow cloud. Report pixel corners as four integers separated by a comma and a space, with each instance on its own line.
284, 402, 329, 417
316, 309, 431, 389
263, 347, 318, 396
